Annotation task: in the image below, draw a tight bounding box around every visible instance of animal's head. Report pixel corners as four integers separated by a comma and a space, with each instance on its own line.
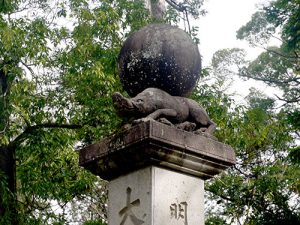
131, 89, 157, 114
112, 89, 158, 117
112, 92, 136, 117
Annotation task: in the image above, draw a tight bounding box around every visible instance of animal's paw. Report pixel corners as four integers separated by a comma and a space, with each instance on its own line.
194, 127, 209, 135
176, 122, 196, 132
157, 118, 174, 126
133, 117, 155, 124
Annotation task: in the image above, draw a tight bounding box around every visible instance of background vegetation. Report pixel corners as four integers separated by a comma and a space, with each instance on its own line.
0, 0, 299, 224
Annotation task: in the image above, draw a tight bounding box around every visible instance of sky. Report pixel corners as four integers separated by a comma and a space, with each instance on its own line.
198, 0, 264, 65
195, 0, 279, 103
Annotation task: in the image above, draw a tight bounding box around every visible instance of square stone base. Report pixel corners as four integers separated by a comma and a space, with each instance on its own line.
109, 166, 204, 225
79, 120, 236, 181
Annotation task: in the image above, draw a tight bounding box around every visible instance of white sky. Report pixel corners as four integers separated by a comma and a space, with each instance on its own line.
198, 0, 264, 65
195, 0, 279, 104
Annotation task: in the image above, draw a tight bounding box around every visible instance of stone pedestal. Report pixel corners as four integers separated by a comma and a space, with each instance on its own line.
109, 166, 204, 225
79, 120, 235, 225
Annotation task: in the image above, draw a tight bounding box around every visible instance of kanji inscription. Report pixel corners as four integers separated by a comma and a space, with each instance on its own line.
119, 187, 145, 225
170, 201, 188, 225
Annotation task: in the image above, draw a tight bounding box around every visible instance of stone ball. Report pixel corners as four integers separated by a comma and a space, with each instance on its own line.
118, 24, 201, 97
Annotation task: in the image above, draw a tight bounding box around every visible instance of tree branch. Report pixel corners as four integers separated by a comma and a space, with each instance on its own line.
184, 9, 191, 34
274, 94, 300, 104
27, 123, 82, 130
239, 71, 300, 86
204, 187, 233, 202
254, 44, 299, 60
9, 123, 83, 148
21, 60, 35, 76
233, 165, 255, 178
165, 0, 186, 12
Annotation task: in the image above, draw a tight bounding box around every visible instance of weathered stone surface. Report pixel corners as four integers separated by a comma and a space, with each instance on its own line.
108, 166, 204, 225
118, 24, 201, 97
79, 120, 236, 181
112, 87, 216, 134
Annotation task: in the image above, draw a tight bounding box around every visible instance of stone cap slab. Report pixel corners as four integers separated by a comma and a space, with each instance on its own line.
79, 120, 236, 181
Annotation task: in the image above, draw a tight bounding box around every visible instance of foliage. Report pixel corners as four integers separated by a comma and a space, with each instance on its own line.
0, 171, 14, 224
0, 0, 151, 224
236, 0, 300, 105
203, 3, 300, 223
165, 0, 206, 44
200, 1, 300, 220
205, 216, 228, 225
237, 0, 300, 51
6, 1, 298, 224
195, 74, 300, 224
0, 0, 206, 224
83, 220, 106, 225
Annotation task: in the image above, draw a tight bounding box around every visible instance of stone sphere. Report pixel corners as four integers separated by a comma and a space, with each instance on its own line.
118, 24, 201, 97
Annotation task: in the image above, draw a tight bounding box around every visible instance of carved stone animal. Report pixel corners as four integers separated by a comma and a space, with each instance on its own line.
112, 88, 216, 134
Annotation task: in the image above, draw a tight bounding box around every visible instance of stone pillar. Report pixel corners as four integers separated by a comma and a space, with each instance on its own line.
79, 120, 235, 225
109, 166, 204, 225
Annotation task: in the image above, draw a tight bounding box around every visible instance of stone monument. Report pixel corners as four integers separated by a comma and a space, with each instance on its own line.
79, 18, 235, 225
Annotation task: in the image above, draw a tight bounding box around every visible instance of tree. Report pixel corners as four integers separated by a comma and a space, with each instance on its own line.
0, 0, 206, 224
236, 0, 300, 170
236, 0, 299, 105
193, 65, 300, 224
200, 4, 300, 220
237, 0, 300, 209
0, 0, 150, 223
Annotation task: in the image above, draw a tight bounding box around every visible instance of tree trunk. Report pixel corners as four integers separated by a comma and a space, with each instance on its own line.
145, 0, 166, 20
0, 61, 18, 223
0, 145, 17, 224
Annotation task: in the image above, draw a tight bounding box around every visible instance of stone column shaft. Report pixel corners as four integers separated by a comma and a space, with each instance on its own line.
109, 166, 204, 225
